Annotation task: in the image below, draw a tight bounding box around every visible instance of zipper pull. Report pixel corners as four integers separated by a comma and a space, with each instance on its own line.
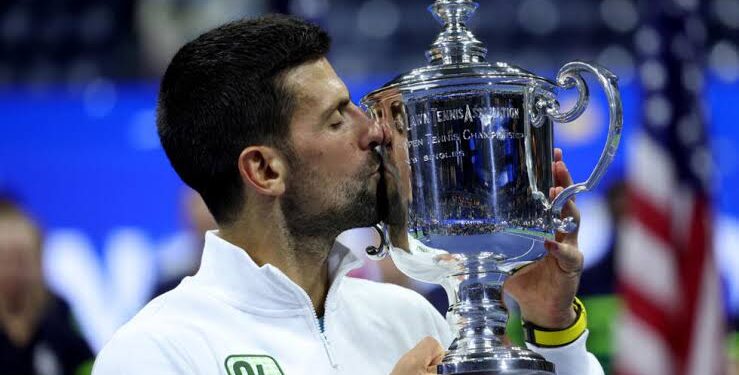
323, 335, 338, 369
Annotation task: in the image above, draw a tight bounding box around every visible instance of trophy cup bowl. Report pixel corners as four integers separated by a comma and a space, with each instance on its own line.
361, 1, 623, 374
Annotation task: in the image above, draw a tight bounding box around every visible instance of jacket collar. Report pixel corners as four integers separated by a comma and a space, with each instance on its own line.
190, 231, 364, 312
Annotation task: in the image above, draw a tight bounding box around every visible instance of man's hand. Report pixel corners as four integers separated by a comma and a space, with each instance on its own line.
504, 148, 583, 329
390, 337, 445, 375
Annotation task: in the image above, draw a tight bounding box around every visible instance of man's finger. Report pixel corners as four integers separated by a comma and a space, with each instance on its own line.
390, 337, 445, 375
551, 149, 561, 182
414, 336, 445, 364
559, 199, 580, 224
544, 240, 583, 275
551, 151, 575, 205
556, 199, 581, 243
426, 353, 445, 374
418, 336, 445, 374
554, 161, 574, 189
554, 148, 563, 163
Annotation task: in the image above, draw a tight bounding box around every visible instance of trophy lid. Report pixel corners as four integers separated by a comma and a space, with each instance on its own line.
366, 0, 555, 98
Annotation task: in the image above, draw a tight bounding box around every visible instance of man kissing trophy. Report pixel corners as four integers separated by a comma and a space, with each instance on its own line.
363, 0, 623, 373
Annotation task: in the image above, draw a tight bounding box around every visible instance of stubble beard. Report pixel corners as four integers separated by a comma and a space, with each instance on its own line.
280, 154, 381, 241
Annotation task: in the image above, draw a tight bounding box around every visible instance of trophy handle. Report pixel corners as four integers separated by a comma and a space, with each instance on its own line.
546, 61, 623, 230
365, 223, 391, 260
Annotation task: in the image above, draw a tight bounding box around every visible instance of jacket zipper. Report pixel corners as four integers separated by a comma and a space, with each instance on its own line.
308, 301, 338, 369
318, 259, 363, 370
274, 270, 338, 369
271, 256, 361, 370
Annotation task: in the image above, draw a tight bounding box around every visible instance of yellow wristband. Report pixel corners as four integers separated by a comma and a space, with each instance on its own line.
522, 297, 587, 348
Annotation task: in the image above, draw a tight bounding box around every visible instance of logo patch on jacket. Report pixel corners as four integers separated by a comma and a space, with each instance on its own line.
225, 355, 284, 375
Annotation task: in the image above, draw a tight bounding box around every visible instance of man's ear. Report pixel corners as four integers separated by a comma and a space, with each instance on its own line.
238, 146, 287, 197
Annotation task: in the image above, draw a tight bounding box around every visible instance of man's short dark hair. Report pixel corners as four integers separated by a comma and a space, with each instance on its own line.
157, 15, 331, 225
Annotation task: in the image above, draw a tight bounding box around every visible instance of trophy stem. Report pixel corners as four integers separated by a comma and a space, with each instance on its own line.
439, 266, 555, 374
444, 270, 508, 357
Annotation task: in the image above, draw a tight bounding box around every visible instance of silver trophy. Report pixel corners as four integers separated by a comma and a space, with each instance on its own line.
361, 1, 622, 374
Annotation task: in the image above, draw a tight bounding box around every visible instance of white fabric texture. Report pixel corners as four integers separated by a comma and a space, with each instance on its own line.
527, 331, 605, 375
93, 231, 603, 374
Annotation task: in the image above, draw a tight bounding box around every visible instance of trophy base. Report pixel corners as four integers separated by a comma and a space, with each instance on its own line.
434, 265, 556, 375
438, 345, 554, 374
383, 234, 557, 375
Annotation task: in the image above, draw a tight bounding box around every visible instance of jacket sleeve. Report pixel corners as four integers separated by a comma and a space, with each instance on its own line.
420, 295, 455, 349
525, 330, 604, 375
92, 327, 193, 375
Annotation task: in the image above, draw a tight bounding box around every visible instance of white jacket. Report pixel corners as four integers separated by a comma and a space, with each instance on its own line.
93, 231, 603, 374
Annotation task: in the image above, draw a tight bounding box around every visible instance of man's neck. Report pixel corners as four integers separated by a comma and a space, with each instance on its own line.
219, 217, 337, 316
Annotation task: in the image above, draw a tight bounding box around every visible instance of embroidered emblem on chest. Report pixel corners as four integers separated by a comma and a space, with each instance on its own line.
225, 355, 285, 375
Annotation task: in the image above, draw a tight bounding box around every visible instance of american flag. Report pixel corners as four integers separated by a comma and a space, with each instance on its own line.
615, 1, 726, 374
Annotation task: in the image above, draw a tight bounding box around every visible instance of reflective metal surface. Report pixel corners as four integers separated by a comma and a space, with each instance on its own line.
362, 1, 622, 374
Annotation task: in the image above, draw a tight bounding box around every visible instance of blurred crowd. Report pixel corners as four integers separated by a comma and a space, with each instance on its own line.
0, 0, 736, 87
0, 197, 94, 374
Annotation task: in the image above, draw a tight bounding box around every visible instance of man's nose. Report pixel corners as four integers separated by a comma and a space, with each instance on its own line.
360, 107, 391, 150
